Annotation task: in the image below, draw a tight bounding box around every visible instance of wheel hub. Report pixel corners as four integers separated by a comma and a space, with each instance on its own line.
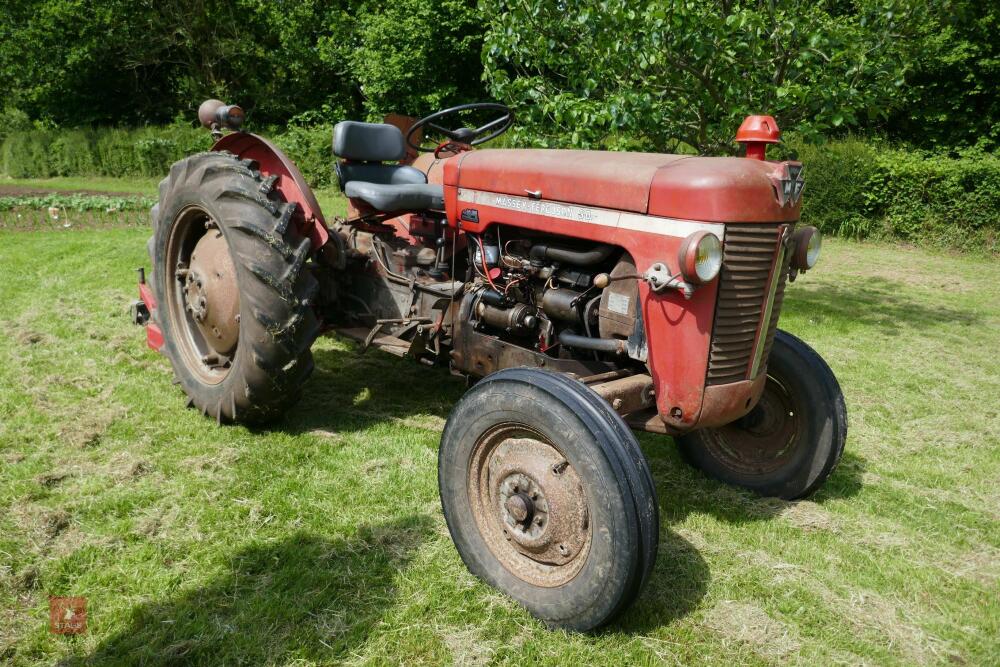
469, 426, 591, 587
498, 473, 548, 547
705, 375, 800, 474
182, 229, 240, 357
504, 491, 534, 524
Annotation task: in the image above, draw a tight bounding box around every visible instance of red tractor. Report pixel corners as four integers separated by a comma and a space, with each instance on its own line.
133, 100, 846, 631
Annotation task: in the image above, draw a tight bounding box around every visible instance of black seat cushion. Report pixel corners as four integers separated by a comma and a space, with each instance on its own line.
344, 182, 444, 212
338, 163, 427, 187
333, 121, 406, 162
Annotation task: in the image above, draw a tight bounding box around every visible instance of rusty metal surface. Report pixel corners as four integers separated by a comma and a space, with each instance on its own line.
468, 424, 591, 587
757, 238, 793, 373
165, 206, 234, 385
598, 253, 639, 339
696, 373, 801, 475
186, 229, 240, 355
697, 372, 767, 429
450, 293, 615, 378
450, 330, 614, 378
748, 225, 792, 378
590, 374, 654, 416
626, 409, 678, 435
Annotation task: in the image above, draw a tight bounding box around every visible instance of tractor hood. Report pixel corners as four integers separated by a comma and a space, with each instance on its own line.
447, 149, 801, 223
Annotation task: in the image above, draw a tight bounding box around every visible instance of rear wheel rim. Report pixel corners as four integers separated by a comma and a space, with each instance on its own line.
165, 205, 240, 386
468, 423, 592, 588
700, 374, 801, 476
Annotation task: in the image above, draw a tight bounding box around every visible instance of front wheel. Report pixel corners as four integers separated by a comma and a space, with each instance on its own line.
676, 330, 847, 499
439, 368, 658, 631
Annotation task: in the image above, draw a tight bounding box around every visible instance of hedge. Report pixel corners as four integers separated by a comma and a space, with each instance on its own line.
790, 138, 1000, 254
2, 127, 997, 253
0, 124, 335, 187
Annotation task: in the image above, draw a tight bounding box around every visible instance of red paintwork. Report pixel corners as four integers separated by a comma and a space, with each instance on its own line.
735, 115, 781, 143
212, 133, 330, 250
146, 322, 164, 351
136, 118, 799, 430
649, 157, 799, 222
736, 115, 780, 161
413, 152, 447, 184
138, 281, 164, 351
437, 147, 800, 430
453, 149, 685, 213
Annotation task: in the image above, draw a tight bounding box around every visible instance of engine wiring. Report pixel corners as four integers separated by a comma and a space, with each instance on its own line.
474, 234, 499, 292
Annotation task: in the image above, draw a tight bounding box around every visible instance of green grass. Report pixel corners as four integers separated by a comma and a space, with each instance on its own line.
0, 228, 997, 665
0, 176, 348, 219
0, 176, 162, 195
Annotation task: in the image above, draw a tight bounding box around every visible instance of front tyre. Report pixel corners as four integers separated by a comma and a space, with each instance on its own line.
439, 368, 659, 631
677, 330, 847, 500
150, 152, 319, 424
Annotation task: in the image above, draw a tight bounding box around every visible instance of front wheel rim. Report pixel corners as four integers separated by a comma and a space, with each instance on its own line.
468, 423, 592, 588
700, 374, 801, 476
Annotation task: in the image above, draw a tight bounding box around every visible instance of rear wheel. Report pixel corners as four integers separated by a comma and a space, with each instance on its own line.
150, 151, 319, 424
676, 330, 847, 499
439, 368, 658, 631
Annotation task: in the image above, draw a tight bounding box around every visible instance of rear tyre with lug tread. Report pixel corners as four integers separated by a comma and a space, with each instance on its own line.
676, 329, 847, 499
149, 151, 319, 425
438, 368, 659, 631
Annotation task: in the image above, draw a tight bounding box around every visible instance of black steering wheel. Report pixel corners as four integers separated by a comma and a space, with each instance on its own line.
406, 102, 514, 152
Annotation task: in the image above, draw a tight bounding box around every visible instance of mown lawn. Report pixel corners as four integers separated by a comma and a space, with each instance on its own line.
0, 225, 997, 666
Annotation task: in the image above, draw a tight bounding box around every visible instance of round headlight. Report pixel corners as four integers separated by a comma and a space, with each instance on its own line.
792, 226, 821, 270
678, 231, 723, 284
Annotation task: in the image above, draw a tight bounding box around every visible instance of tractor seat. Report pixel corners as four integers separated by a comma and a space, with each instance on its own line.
333, 121, 444, 212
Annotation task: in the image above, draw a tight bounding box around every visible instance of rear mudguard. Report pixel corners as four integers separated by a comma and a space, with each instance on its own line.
212, 132, 330, 250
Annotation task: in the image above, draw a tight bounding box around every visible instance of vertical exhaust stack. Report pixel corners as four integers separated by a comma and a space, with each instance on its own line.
736, 115, 780, 160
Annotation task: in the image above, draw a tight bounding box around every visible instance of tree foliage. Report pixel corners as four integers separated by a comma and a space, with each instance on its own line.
885, 1, 999, 150
0, 0, 995, 152
0, 0, 485, 126
483, 0, 932, 154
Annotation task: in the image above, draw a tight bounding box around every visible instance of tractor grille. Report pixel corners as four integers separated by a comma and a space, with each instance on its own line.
706, 223, 792, 385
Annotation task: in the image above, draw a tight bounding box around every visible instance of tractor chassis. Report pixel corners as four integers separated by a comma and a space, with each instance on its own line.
132, 103, 848, 632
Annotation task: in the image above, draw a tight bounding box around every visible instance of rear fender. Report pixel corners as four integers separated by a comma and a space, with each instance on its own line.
212, 132, 330, 250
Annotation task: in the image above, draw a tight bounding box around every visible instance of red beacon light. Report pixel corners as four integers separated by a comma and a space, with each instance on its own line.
736, 115, 780, 160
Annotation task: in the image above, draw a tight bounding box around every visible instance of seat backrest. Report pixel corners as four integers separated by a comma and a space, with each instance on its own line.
333, 121, 405, 162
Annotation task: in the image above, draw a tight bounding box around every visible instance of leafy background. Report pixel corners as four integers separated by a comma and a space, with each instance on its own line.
1, 0, 998, 252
